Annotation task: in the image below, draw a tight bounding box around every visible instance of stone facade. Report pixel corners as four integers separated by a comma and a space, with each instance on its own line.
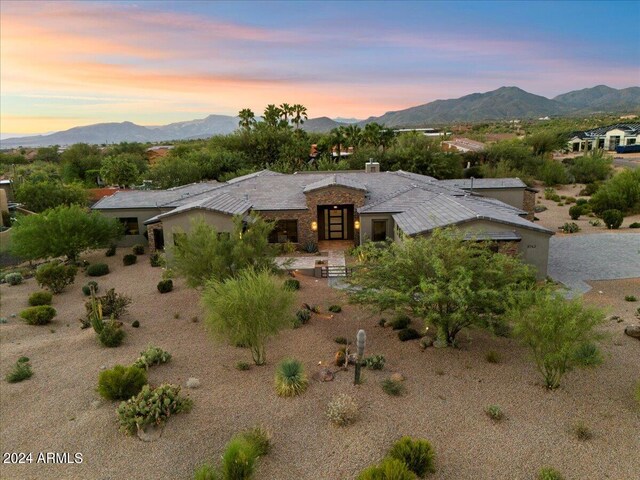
523, 189, 536, 220
146, 224, 163, 253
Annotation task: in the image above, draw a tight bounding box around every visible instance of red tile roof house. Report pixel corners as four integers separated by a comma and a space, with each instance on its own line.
92, 163, 552, 278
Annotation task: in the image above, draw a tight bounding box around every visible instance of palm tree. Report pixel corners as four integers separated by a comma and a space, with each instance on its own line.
291, 104, 308, 130
379, 127, 396, 152
329, 127, 346, 159
363, 122, 383, 148
279, 103, 293, 126
343, 124, 363, 148
263, 104, 282, 128
238, 108, 256, 131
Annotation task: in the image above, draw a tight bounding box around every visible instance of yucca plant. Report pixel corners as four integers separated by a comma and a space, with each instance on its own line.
274, 358, 308, 397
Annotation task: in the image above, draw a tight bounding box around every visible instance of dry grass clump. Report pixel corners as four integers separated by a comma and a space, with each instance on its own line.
326, 394, 358, 426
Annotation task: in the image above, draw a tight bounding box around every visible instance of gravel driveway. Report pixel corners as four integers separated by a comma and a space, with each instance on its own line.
548, 233, 640, 297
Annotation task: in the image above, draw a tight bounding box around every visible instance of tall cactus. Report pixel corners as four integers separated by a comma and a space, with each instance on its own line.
354, 329, 366, 385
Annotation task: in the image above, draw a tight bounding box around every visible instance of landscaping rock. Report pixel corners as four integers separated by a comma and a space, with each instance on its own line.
91, 400, 102, 410
314, 368, 334, 382
390, 373, 405, 382
186, 377, 200, 389
419, 336, 434, 350
624, 325, 640, 339
137, 424, 163, 442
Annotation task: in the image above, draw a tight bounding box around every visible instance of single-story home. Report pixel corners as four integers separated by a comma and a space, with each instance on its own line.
92, 163, 553, 278
568, 123, 640, 152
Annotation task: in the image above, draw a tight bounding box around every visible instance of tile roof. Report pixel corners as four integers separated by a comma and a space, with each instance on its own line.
92, 181, 221, 209
157, 192, 252, 220
440, 178, 526, 189
303, 174, 368, 193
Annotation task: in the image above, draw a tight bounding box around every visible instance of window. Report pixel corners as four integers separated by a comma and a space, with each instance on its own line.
118, 217, 139, 235
268, 220, 298, 243
627, 138, 636, 145
372, 220, 387, 242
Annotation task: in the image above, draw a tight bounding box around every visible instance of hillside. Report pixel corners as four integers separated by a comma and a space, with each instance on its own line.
553, 85, 640, 112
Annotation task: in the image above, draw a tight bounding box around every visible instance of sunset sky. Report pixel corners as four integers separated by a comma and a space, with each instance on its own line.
1, 0, 639, 136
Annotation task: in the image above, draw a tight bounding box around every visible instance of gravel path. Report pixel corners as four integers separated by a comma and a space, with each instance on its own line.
548, 233, 640, 297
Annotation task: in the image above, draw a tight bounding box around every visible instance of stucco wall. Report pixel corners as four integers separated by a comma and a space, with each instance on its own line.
359, 213, 395, 242
475, 188, 525, 210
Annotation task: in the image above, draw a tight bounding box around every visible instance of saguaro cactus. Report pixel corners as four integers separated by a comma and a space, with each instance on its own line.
354, 329, 366, 385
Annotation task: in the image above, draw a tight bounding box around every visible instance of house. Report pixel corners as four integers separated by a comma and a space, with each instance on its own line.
568, 123, 640, 152
92, 164, 553, 278
441, 137, 486, 154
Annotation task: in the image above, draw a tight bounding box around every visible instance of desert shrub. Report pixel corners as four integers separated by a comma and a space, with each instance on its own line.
133, 345, 172, 369
625, 295, 637, 302
544, 188, 559, 201
398, 328, 421, 341
28, 291, 52, 306
97, 365, 147, 400
5, 272, 23, 285
357, 458, 417, 480
283, 278, 300, 291
240, 425, 271, 457
576, 198, 588, 206
334, 336, 349, 345
295, 309, 311, 325
20, 305, 57, 325
568, 205, 583, 220
302, 241, 318, 253
391, 315, 411, 330
35, 262, 77, 294
116, 384, 192, 435
5, 357, 33, 383
122, 254, 137, 266
539, 159, 569, 186
132, 320, 140, 328
382, 379, 405, 396
378, 318, 387, 327
570, 421, 593, 441
105, 245, 116, 257
235, 361, 251, 371
538, 467, 564, 480
150, 252, 164, 267
327, 394, 358, 426
601, 209, 623, 229
328, 304, 342, 313
82, 281, 99, 296
588, 219, 601, 227
572, 342, 603, 367
559, 222, 580, 233
90, 288, 132, 319
98, 320, 126, 348
565, 196, 576, 204
157, 279, 173, 293
629, 222, 640, 228
590, 169, 640, 214
364, 354, 386, 370
87, 263, 109, 277
274, 358, 308, 397
485, 405, 504, 421
569, 153, 612, 184
194, 464, 220, 480
132, 244, 145, 255
485, 350, 501, 364
221, 437, 258, 480
387, 436, 436, 477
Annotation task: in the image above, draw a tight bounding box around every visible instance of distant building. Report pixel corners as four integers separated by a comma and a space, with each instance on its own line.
568, 123, 640, 152
393, 128, 451, 137
441, 137, 485, 153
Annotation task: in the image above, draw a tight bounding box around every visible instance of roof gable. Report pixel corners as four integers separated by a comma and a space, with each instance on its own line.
303, 174, 368, 193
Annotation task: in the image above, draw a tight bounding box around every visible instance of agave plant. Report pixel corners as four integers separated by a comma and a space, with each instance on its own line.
274, 358, 308, 397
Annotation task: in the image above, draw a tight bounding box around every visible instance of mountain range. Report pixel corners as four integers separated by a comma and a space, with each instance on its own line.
2, 85, 638, 148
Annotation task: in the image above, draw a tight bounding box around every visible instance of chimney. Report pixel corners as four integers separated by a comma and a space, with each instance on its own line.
365, 158, 380, 173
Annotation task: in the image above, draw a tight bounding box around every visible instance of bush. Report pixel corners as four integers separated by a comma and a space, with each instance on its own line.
116, 384, 192, 435
381, 379, 405, 396
157, 279, 173, 293
132, 320, 140, 328
122, 254, 137, 266
283, 278, 300, 291
87, 263, 110, 277
150, 252, 163, 267
328, 304, 342, 313
572, 342, 603, 367
82, 281, 99, 296
326, 394, 358, 426
576, 198, 589, 206
357, 458, 417, 480
630, 222, 640, 229
364, 354, 386, 370
132, 244, 145, 255
194, 464, 220, 480
20, 305, 57, 325
588, 219, 601, 227
35, 262, 77, 294
240, 425, 271, 457
274, 358, 308, 397
98, 321, 126, 347
302, 241, 318, 253
565, 196, 576, 204
97, 365, 147, 401
538, 467, 565, 480
295, 309, 311, 325
86, 288, 132, 319
601, 209, 623, 229
5, 358, 33, 383
568, 153, 612, 184
221, 437, 258, 480
28, 291, 52, 306
485, 350, 501, 364
5, 272, 23, 285
568, 205, 583, 220
391, 315, 411, 330
570, 421, 593, 441
398, 328, 421, 341
105, 245, 117, 257
485, 405, 504, 421
539, 159, 569, 186
559, 222, 580, 233
235, 361, 250, 371
334, 336, 349, 345
625, 295, 637, 302
590, 169, 640, 214
133, 345, 172, 369
387, 436, 436, 477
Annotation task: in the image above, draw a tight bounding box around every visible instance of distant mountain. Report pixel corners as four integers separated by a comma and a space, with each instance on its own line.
302, 117, 346, 133
553, 85, 640, 112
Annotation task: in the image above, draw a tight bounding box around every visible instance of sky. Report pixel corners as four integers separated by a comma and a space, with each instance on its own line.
1, 0, 639, 136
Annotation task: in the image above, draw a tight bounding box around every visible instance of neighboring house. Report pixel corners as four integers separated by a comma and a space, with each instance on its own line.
92, 165, 553, 278
441, 137, 486, 154
568, 123, 640, 152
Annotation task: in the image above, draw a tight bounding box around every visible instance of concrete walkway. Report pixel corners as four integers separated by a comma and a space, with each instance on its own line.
548, 233, 640, 297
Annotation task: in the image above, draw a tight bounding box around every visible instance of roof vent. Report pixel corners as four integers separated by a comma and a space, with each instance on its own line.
365, 159, 380, 173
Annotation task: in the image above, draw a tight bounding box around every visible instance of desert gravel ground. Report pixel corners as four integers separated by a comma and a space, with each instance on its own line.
1, 251, 639, 480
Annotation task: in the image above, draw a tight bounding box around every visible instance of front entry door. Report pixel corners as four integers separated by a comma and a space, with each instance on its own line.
319, 205, 353, 240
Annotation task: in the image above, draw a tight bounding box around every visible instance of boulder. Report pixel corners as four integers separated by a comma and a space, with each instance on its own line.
624, 325, 640, 339
419, 336, 435, 350
390, 373, 405, 382
137, 424, 163, 442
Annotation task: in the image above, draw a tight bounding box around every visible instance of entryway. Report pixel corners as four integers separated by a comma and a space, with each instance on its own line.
317, 205, 354, 241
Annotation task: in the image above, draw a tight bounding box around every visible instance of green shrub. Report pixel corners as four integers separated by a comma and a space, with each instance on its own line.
565, 196, 576, 204
538, 467, 564, 480
588, 219, 601, 227
20, 305, 57, 325
364, 354, 386, 370
391, 315, 411, 330
326, 394, 358, 426
544, 188, 558, 200
86, 288, 132, 319
486, 350, 501, 364
381, 379, 405, 396
133, 345, 172, 369
590, 169, 640, 214
572, 342, 603, 367
5, 358, 33, 383
570, 421, 593, 441
97, 365, 147, 400
334, 336, 349, 345
274, 358, 308, 397
295, 309, 311, 325
624, 295, 637, 302
283, 278, 300, 291
221, 437, 258, 480
398, 328, 421, 341
82, 281, 99, 296
630, 222, 640, 229
579, 182, 600, 196
601, 209, 623, 229
328, 304, 342, 313
150, 252, 164, 267
357, 458, 417, 480
98, 321, 125, 347
132, 320, 140, 328
378, 318, 387, 327
559, 222, 580, 233
35, 262, 77, 294
28, 291, 52, 306
235, 361, 251, 371
302, 241, 318, 253
157, 279, 173, 293
539, 160, 569, 186
485, 405, 504, 421
387, 436, 436, 477
133, 244, 145, 255
122, 254, 137, 266
568, 205, 583, 220
5, 272, 23, 285
194, 464, 220, 480
87, 263, 110, 277
239, 425, 271, 457
116, 384, 193, 435
105, 245, 116, 257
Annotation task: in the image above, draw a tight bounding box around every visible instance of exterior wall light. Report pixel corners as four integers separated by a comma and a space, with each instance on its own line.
354, 220, 360, 230
311, 221, 318, 231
